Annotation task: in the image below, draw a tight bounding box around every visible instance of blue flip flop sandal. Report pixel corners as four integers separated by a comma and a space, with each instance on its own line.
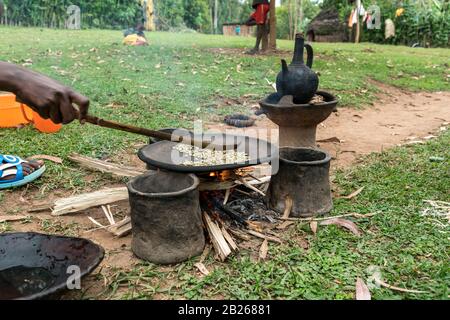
0, 155, 46, 189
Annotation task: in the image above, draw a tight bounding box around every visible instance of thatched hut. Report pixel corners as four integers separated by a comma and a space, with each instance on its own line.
306, 8, 348, 42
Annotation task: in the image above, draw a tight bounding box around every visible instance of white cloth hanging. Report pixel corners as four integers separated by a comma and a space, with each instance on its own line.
385, 19, 396, 39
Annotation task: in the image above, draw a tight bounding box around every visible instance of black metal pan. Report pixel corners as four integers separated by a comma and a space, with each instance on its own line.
0, 232, 104, 300
138, 132, 278, 173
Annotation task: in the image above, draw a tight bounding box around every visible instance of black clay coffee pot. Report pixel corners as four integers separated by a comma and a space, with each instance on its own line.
276, 33, 319, 104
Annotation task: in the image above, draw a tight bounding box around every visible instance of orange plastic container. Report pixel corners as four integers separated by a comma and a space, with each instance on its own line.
21, 107, 62, 134
0, 92, 32, 127
0, 92, 62, 133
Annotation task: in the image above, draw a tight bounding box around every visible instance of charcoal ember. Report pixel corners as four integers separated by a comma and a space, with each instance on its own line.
227, 197, 278, 222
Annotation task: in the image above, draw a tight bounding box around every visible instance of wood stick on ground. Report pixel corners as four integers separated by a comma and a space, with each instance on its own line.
0, 215, 28, 223
28, 202, 53, 212
199, 244, 211, 264
246, 229, 282, 244
221, 226, 239, 251
108, 217, 132, 237
278, 212, 379, 222
52, 187, 129, 216
339, 186, 365, 199
374, 277, 426, 294
110, 223, 132, 237
102, 206, 115, 225
68, 153, 145, 177
228, 228, 252, 241
203, 213, 232, 261
88, 216, 104, 228
276, 220, 295, 230
85, 216, 131, 236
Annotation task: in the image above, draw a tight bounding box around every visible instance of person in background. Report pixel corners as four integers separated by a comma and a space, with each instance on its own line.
245, 0, 270, 54
0, 62, 89, 189
123, 22, 149, 46
124, 22, 146, 38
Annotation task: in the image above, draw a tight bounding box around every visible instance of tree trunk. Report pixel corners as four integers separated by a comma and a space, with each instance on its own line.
288, 0, 293, 40
214, 0, 218, 34
142, 0, 155, 31
269, 0, 277, 50
298, 0, 303, 33
294, 0, 298, 37
355, 0, 361, 43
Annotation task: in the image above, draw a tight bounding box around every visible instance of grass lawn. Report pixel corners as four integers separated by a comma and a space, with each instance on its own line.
0, 28, 448, 192
0, 27, 449, 300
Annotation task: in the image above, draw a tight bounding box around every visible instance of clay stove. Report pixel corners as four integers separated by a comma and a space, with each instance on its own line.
259, 33, 336, 217
259, 91, 338, 148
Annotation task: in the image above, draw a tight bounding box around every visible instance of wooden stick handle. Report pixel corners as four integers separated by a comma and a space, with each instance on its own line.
84, 115, 212, 148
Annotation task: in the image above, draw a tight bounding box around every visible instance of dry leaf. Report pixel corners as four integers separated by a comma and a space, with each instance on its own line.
154, 63, 161, 69
259, 239, 269, 261
0, 215, 27, 223
194, 262, 210, 276
310, 221, 318, 235
356, 278, 371, 300
320, 218, 362, 236
28, 155, 63, 164
340, 187, 365, 199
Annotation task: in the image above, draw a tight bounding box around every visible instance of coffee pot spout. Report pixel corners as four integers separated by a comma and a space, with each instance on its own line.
281, 59, 289, 75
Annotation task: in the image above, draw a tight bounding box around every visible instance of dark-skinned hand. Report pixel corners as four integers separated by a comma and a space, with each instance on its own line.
0, 62, 89, 124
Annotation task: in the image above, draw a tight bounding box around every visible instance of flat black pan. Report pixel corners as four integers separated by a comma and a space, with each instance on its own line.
138, 133, 278, 173
0, 232, 104, 300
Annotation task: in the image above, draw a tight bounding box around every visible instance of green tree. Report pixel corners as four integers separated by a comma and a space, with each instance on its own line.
277, 0, 320, 39
183, 0, 211, 32
154, 0, 185, 30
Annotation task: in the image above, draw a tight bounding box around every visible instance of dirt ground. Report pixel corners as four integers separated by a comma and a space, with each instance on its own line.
1, 82, 449, 299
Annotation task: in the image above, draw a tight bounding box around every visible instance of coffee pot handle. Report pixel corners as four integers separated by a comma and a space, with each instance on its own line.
305, 44, 313, 68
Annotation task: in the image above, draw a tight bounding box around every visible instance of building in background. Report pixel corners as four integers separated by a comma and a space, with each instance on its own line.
306, 8, 348, 42
223, 23, 254, 37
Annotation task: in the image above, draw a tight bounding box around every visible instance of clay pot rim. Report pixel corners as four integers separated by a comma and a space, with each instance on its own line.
127, 171, 200, 198
259, 90, 338, 108
279, 147, 331, 166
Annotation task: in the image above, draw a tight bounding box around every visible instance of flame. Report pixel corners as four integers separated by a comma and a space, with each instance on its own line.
206, 170, 232, 181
